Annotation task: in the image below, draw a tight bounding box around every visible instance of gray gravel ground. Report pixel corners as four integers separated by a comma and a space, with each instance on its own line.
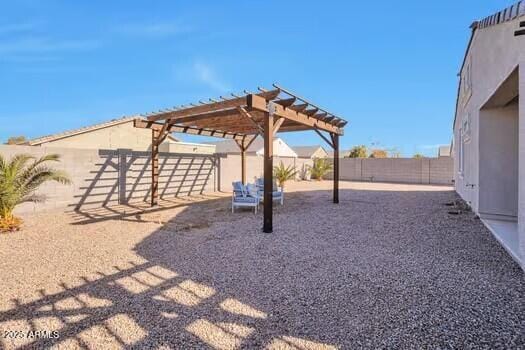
0, 181, 523, 349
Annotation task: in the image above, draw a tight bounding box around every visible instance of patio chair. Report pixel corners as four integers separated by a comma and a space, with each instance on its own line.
255, 178, 284, 205
232, 181, 259, 213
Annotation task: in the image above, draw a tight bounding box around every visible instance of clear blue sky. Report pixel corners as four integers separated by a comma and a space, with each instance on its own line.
0, 1, 512, 156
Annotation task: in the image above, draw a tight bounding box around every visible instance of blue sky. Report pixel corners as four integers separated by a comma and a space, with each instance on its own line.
0, 0, 513, 156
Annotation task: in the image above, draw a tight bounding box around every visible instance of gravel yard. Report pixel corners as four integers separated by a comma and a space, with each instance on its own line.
0, 181, 523, 349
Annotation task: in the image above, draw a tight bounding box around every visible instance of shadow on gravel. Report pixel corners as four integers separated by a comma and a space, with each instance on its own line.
68, 192, 229, 226
1, 187, 524, 349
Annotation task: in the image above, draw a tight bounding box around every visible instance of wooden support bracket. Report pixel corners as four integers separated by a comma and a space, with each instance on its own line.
273, 117, 285, 136
237, 106, 264, 135
314, 128, 335, 149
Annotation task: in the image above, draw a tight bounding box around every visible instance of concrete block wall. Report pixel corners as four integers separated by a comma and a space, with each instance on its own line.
330, 157, 453, 185
1, 144, 453, 215
429, 157, 455, 185
123, 151, 217, 203
1, 145, 219, 214
0, 145, 110, 213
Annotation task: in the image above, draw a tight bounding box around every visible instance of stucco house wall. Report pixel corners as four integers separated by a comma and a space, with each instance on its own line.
255, 138, 298, 158
34, 121, 157, 151
207, 137, 298, 158
25, 117, 215, 154
454, 4, 525, 268
292, 146, 329, 159
310, 147, 329, 159
478, 103, 519, 219
159, 141, 216, 155
25, 117, 184, 152
454, 16, 523, 213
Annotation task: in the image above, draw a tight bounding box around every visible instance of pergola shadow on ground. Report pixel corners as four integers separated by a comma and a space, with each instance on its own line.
1, 183, 524, 349
134, 84, 347, 233
69, 193, 229, 226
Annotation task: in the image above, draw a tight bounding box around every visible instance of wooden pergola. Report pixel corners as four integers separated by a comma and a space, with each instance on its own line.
134, 84, 347, 233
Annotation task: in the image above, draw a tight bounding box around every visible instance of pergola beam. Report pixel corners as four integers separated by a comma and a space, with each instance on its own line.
188, 119, 255, 130
164, 108, 239, 125
134, 118, 246, 142
247, 94, 343, 135
304, 108, 319, 116
313, 112, 328, 121
274, 126, 311, 132
274, 97, 296, 107
146, 89, 280, 122
288, 103, 308, 112
273, 83, 344, 122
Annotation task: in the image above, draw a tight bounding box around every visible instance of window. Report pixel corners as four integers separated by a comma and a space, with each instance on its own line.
458, 129, 464, 176
461, 113, 471, 142
460, 56, 473, 107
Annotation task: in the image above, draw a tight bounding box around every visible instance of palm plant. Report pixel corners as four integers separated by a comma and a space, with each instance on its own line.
0, 154, 71, 232
273, 162, 297, 189
308, 158, 333, 181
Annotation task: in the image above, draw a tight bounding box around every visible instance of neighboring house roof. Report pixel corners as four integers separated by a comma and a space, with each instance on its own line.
438, 145, 451, 157
206, 136, 298, 157
207, 137, 264, 154
327, 150, 352, 158
292, 145, 328, 158
454, 1, 525, 130
24, 116, 179, 146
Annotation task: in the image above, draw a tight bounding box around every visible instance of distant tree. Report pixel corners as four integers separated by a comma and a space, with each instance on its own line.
347, 145, 368, 158
388, 147, 402, 158
5, 136, 27, 145
369, 149, 388, 158
413, 153, 424, 159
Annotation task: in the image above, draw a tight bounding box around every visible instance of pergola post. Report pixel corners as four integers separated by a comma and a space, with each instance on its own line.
263, 111, 274, 233
332, 133, 339, 204
241, 148, 247, 185
151, 129, 160, 206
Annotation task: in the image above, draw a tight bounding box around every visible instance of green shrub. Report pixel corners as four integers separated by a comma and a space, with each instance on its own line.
0, 154, 71, 232
308, 158, 333, 181
273, 162, 297, 189
347, 145, 368, 158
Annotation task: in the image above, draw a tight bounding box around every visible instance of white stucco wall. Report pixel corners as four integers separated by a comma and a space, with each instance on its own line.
255, 138, 298, 158
454, 15, 525, 266
519, 67, 525, 265
159, 141, 216, 155
454, 17, 524, 212
310, 147, 329, 159
36, 122, 156, 151
478, 104, 519, 218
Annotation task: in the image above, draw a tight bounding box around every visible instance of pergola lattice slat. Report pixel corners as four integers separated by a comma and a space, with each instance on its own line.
134, 84, 347, 232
